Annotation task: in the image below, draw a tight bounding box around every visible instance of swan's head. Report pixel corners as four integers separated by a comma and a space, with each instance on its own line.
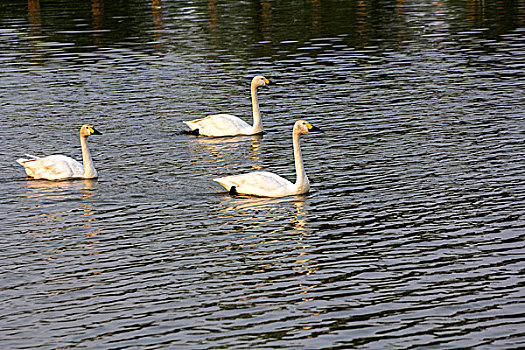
295, 120, 321, 134
80, 124, 102, 137
252, 75, 270, 88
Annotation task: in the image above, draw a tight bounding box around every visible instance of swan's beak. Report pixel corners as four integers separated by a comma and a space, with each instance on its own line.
90, 127, 102, 135
306, 123, 322, 132
263, 77, 270, 85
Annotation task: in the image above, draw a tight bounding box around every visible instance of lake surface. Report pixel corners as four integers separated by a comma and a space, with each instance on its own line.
1, 0, 524, 348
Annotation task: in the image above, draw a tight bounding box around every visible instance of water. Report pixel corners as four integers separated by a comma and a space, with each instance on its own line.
1, 0, 524, 348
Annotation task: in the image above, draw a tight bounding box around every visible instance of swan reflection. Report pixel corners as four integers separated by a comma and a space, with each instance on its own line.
21, 179, 100, 256
217, 195, 318, 299
217, 194, 311, 239
22, 178, 97, 198
189, 134, 264, 170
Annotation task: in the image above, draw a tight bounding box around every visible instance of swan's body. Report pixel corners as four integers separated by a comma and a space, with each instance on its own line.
16, 124, 102, 181
214, 120, 320, 197
184, 75, 270, 137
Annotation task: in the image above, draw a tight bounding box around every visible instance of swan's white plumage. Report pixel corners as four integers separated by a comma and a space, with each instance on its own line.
215, 171, 297, 198
184, 75, 270, 137
17, 155, 85, 180
214, 120, 320, 197
184, 114, 253, 137
16, 124, 102, 181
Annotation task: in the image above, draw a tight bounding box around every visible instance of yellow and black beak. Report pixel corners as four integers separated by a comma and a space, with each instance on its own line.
89, 127, 102, 135
263, 77, 270, 85
306, 122, 322, 132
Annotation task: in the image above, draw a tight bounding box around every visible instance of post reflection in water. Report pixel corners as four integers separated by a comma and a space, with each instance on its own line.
151, 0, 163, 53
466, 0, 524, 32
310, 0, 322, 36
259, 0, 272, 43
91, 0, 104, 46
27, 0, 42, 61
394, 0, 407, 46
355, 0, 370, 47
208, 0, 219, 30
27, 0, 40, 32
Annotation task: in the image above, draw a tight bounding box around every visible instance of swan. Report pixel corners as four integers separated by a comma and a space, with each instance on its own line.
183, 75, 270, 137
16, 124, 102, 181
214, 120, 321, 197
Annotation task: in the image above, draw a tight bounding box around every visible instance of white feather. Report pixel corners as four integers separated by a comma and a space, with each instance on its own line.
184, 75, 270, 137
214, 120, 319, 197
16, 124, 101, 181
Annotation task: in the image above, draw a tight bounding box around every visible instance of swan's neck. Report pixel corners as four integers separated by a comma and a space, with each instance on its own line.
293, 131, 309, 194
80, 135, 98, 179
250, 84, 263, 134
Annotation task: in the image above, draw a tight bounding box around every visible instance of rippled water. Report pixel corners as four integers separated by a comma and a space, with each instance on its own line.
1, 0, 524, 348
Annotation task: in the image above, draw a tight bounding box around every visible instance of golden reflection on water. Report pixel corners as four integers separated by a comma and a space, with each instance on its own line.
217, 195, 319, 304
216, 195, 310, 248
219, 194, 303, 215
23, 178, 95, 198
190, 134, 264, 170
22, 179, 101, 266
219, 195, 315, 269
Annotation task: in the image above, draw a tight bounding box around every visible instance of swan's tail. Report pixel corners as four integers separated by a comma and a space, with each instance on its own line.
213, 177, 237, 192
183, 120, 199, 131
16, 154, 40, 165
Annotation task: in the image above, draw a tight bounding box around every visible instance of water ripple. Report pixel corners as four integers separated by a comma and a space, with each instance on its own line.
1, 0, 524, 349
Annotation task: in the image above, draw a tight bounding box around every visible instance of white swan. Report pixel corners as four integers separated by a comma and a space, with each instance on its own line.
214, 120, 321, 197
16, 124, 102, 181
184, 75, 270, 137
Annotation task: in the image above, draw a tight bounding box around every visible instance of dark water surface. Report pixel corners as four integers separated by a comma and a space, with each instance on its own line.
1, 0, 524, 349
